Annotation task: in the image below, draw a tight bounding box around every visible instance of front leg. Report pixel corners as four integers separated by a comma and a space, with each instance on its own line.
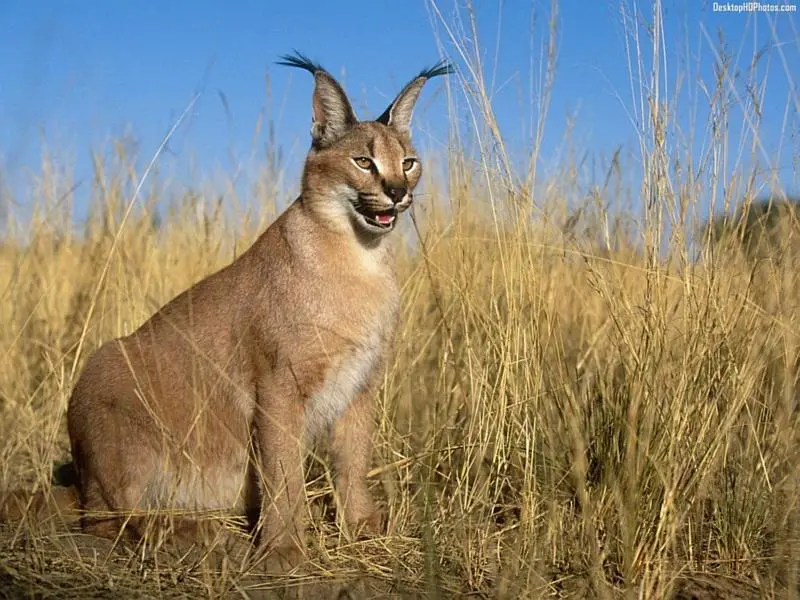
252, 374, 307, 564
329, 371, 384, 538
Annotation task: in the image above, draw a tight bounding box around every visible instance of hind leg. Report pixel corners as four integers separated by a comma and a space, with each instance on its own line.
77, 464, 150, 543
77, 453, 235, 559
79, 477, 226, 555
71, 428, 162, 543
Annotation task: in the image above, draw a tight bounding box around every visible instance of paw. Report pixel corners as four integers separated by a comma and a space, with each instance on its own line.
348, 507, 386, 539
254, 543, 306, 575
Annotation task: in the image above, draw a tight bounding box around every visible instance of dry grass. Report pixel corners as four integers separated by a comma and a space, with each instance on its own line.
2, 2, 799, 598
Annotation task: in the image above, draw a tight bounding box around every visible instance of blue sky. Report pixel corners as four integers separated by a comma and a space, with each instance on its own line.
1, 1, 797, 224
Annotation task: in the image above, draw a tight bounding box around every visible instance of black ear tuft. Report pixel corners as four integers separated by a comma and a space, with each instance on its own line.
375, 58, 453, 132
275, 50, 324, 75
276, 50, 357, 147
416, 60, 454, 80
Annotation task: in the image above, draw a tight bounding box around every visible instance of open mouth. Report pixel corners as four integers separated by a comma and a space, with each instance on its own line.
355, 206, 397, 230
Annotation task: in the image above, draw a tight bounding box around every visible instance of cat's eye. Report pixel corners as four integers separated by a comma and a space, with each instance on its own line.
402, 158, 417, 172
353, 156, 374, 170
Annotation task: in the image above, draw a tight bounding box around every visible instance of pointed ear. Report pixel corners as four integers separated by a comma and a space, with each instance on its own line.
277, 51, 357, 147
376, 60, 453, 134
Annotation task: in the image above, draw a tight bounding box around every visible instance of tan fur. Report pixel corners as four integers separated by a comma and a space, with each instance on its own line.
2, 53, 448, 564
1, 486, 80, 524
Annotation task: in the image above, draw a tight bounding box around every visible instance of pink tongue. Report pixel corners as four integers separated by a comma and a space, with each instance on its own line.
376, 214, 393, 224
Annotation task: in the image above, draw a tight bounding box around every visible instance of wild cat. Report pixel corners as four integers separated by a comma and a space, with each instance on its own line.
2, 51, 450, 565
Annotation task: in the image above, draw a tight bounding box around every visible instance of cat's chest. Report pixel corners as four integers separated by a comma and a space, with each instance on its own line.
293, 265, 398, 437
304, 323, 386, 438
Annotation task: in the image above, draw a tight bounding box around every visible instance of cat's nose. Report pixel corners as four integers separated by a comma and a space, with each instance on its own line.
385, 187, 407, 204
